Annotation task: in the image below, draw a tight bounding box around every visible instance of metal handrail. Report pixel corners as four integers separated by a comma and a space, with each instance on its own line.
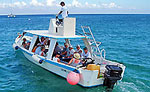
81, 26, 105, 59
101, 49, 106, 59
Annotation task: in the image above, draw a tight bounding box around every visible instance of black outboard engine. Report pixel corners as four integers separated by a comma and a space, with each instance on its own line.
103, 65, 123, 90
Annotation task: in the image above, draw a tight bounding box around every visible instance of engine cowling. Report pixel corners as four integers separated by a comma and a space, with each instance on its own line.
103, 65, 123, 90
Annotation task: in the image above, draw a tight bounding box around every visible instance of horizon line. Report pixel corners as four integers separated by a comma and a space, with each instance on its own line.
0, 13, 150, 16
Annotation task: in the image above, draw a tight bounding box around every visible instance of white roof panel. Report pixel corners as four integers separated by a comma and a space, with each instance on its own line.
24, 30, 86, 39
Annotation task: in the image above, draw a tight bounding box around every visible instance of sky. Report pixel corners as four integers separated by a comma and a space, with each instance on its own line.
0, 0, 150, 14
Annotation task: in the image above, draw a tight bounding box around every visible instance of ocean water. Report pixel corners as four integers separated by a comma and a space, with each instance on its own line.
0, 14, 150, 92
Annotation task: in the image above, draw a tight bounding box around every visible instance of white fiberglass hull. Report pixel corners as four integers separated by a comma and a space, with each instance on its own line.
13, 43, 106, 87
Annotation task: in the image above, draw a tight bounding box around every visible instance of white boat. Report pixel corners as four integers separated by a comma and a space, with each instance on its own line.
13, 18, 125, 90
8, 13, 16, 18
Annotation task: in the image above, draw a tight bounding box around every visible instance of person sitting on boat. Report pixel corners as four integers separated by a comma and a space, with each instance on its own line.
40, 36, 45, 45
44, 37, 50, 46
32, 43, 40, 52
82, 47, 92, 58
68, 53, 81, 67
25, 42, 31, 50
75, 45, 83, 56
35, 43, 42, 55
18, 32, 26, 38
68, 46, 75, 58
53, 52, 61, 62
22, 38, 27, 48
53, 42, 62, 56
39, 46, 46, 56
61, 43, 69, 57
56, 1, 68, 23
47, 39, 50, 47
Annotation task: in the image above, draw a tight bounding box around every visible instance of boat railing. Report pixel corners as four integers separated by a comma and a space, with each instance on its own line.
81, 26, 106, 60
101, 49, 106, 59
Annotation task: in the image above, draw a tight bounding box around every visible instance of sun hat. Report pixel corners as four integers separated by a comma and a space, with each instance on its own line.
74, 53, 80, 59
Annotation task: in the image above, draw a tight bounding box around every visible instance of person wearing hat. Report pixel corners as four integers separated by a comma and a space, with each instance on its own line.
40, 36, 45, 45
53, 52, 61, 62
68, 53, 81, 67
25, 42, 31, 50
56, 1, 68, 19
53, 42, 62, 56
82, 47, 92, 58
68, 46, 75, 58
61, 43, 69, 57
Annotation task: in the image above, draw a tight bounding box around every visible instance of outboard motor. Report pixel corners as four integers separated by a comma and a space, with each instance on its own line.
103, 65, 123, 90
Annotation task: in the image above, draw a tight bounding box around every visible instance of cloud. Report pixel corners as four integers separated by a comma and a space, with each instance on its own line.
72, 0, 81, 7
85, 2, 99, 8
30, 0, 44, 6
0, 1, 121, 9
46, 0, 55, 6
13, 2, 27, 7
109, 3, 117, 8
0, 1, 27, 8
0, 3, 7, 8
102, 3, 121, 8
29, 0, 56, 7
69, 1, 120, 9
84, 2, 121, 9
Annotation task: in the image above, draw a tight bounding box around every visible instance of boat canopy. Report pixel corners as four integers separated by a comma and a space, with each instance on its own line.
24, 30, 86, 39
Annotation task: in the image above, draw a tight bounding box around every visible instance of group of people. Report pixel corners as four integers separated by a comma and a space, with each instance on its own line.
53, 42, 92, 67
22, 36, 50, 57
22, 37, 92, 67
32, 37, 50, 57
22, 38, 31, 50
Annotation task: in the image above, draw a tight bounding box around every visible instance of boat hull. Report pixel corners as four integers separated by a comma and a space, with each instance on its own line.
14, 44, 104, 87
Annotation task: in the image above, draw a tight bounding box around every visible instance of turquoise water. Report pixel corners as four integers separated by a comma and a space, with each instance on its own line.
0, 14, 150, 92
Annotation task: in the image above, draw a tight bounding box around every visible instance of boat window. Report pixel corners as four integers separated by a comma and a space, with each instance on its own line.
21, 37, 31, 50
32, 36, 51, 57
52, 39, 90, 67
20, 33, 32, 50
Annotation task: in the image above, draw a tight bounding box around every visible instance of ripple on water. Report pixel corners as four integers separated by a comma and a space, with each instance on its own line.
116, 82, 141, 92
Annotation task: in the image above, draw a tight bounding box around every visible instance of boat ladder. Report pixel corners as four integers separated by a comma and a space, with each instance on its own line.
81, 26, 106, 59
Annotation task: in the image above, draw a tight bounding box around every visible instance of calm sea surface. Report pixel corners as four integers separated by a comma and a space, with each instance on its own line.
0, 14, 150, 92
